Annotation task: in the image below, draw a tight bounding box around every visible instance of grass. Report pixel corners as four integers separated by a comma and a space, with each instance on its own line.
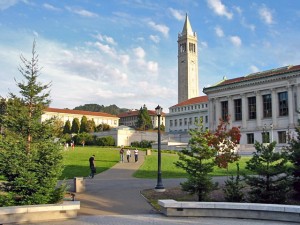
60, 146, 119, 179
133, 153, 252, 178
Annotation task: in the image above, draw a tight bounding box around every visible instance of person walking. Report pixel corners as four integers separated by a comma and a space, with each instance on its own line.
134, 148, 139, 162
89, 155, 96, 178
120, 147, 124, 163
126, 149, 131, 163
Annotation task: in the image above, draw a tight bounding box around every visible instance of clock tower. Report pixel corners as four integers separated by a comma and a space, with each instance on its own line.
177, 14, 199, 103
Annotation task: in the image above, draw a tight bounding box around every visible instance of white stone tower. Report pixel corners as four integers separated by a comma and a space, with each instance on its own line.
177, 14, 199, 103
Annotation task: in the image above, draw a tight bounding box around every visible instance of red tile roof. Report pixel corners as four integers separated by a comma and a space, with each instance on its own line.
207, 65, 300, 88
171, 95, 208, 108
44, 107, 118, 118
118, 110, 165, 118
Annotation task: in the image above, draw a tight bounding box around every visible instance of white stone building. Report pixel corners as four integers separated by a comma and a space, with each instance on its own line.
203, 65, 300, 152
42, 107, 119, 128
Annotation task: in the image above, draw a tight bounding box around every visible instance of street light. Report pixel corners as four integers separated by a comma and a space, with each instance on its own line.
155, 105, 165, 192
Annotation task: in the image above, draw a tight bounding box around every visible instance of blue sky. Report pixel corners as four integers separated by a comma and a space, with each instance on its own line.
1, 0, 300, 112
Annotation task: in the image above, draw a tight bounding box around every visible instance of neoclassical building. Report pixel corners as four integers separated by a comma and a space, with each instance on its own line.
42, 108, 119, 128
203, 65, 300, 152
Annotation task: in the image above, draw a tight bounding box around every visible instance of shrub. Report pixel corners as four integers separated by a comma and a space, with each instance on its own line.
95, 136, 115, 146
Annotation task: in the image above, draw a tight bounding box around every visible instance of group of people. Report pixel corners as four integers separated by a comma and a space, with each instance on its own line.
119, 147, 139, 163
88, 147, 139, 179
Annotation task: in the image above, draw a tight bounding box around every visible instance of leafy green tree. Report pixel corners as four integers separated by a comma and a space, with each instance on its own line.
80, 116, 88, 133
0, 41, 65, 206
71, 118, 80, 134
175, 124, 217, 201
244, 141, 292, 204
63, 120, 71, 134
86, 119, 96, 133
74, 103, 129, 115
95, 123, 111, 132
51, 118, 64, 138
136, 104, 152, 130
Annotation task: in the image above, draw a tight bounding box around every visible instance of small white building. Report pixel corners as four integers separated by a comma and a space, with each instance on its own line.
203, 65, 300, 153
42, 107, 119, 127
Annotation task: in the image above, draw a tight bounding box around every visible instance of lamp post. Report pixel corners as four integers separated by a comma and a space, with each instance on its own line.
155, 105, 165, 192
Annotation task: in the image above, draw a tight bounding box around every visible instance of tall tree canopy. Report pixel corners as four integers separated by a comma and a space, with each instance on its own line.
0, 41, 65, 206
136, 104, 153, 130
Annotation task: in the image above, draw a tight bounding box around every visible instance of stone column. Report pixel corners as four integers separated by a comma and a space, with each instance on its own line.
256, 91, 262, 128
297, 84, 300, 112
271, 89, 277, 127
215, 98, 220, 130
241, 94, 247, 129
208, 98, 214, 131
288, 85, 294, 126
228, 96, 233, 129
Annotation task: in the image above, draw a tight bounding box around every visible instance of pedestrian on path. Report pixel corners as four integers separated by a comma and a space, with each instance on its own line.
120, 146, 124, 163
126, 149, 131, 162
134, 148, 139, 162
89, 154, 96, 178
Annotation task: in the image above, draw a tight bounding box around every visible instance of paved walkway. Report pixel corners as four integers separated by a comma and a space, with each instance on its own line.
31, 151, 297, 225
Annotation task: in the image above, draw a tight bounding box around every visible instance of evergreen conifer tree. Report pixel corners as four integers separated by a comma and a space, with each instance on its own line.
80, 116, 88, 133
71, 118, 80, 134
63, 120, 71, 134
0, 41, 65, 206
136, 104, 152, 130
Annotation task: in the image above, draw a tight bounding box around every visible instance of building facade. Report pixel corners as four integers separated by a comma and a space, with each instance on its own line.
42, 108, 119, 127
166, 96, 208, 133
118, 110, 165, 128
203, 65, 300, 152
178, 14, 199, 103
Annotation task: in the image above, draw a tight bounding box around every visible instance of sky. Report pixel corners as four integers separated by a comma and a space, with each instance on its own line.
1, 0, 300, 112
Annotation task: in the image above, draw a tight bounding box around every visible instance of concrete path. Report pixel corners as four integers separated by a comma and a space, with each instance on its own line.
31, 150, 298, 225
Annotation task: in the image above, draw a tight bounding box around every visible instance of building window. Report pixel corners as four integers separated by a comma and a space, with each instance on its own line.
174, 119, 177, 126
262, 132, 270, 143
179, 119, 182, 126
184, 118, 187, 125
180, 43, 186, 53
200, 116, 203, 123
278, 131, 287, 143
278, 91, 288, 116
263, 94, 272, 118
170, 120, 173, 127
221, 101, 228, 120
189, 117, 192, 125
234, 99, 242, 121
247, 133, 254, 144
248, 96, 256, 119
194, 117, 198, 123
205, 115, 208, 123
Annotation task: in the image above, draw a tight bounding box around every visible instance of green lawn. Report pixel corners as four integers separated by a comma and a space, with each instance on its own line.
60, 146, 119, 179
133, 153, 252, 179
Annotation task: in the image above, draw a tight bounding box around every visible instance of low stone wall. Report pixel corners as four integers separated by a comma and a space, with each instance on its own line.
158, 200, 300, 223
0, 201, 80, 224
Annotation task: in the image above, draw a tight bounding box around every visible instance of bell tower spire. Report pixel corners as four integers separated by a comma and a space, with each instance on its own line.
177, 14, 199, 103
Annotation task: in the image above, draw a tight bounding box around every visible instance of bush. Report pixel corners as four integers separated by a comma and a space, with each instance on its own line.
74, 132, 95, 145
95, 136, 115, 146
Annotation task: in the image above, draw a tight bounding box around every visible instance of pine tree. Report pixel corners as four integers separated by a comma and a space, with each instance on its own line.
0, 41, 65, 206
175, 125, 217, 201
244, 141, 292, 204
63, 120, 71, 134
71, 118, 80, 134
80, 116, 88, 133
86, 119, 96, 133
136, 104, 152, 130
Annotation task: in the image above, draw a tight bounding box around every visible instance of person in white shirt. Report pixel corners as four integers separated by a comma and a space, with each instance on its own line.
134, 149, 139, 162
126, 149, 131, 163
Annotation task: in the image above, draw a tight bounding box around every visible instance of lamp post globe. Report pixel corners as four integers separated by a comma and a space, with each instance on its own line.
155, 105, 165, 192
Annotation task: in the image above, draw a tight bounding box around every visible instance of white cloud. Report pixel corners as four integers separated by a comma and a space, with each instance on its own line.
215, 26, 224, 37
149, 35, 160, 43
43, 3, 61, 12
233, 6, 242, 15
207, 0, 233, 19
259, 6, 273, 24
95, 42, 116, 57
66, 6, 98, 18
169, 8, 185, 21
133, 47, 146, 59
148, 21, 169, 38
147, 61, 158, 73
229, 36, 242, 47
95, 34, 117, 45
200, 42, 208, 48
250, 65, 259, 73
0, 0, 20, 10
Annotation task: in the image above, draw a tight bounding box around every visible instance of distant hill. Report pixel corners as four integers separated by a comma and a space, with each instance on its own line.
73, 104, 129, 116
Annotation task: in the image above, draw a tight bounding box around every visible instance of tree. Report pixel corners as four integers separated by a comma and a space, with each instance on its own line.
0, 41, 65, 206
52, 118, 64, 138
63, 120, 71, 134
80, 116, 88, 133
86, 119, 96, 133
244, 141, 292, 204
136, 104, 152, 130
175, 124, 217, 201
286, 124, 300, 197
71, 118, 80, 134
